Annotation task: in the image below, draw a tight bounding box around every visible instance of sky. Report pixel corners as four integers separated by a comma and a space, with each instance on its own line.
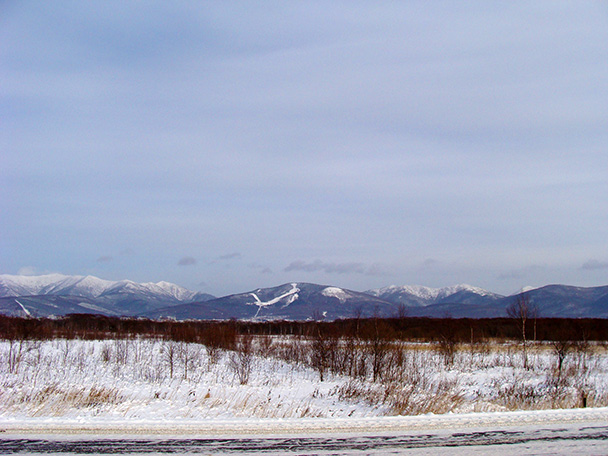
2, 1, 608, 297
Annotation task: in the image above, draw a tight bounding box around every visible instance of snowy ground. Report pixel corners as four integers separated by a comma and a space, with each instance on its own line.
2, 338, 608, 421
2, 337, 608, 454
0, 338, 385, 422
1, 338, 608, 454
3, 413, 608, 455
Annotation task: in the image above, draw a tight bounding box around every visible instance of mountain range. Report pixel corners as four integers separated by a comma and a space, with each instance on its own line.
0, 274, 214, 318
1, 274, 607, 320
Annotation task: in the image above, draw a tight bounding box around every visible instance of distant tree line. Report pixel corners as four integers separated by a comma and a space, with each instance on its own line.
1, 314, 607, 343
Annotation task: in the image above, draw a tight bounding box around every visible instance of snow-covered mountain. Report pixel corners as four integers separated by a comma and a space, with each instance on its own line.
149, 283, 398, 321
0, 274, 202, 301
0, 274, 215, 318
365, 284, 504, 307
150, 282, 608, 320
1, 274, 608, 319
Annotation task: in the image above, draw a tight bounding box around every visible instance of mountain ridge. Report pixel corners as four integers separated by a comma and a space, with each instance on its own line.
0, 274, 215, 317
1, 274, 607, 320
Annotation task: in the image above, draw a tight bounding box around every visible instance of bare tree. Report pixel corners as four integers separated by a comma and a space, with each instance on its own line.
395, 304, 409, 319
162, 340, 177, 379
256, 334, 274, 358
438, 333, 458, 367
229, 335, 254, 385
352, 306, 363, 338
310, 325, 332, 381
552, 339, 573, 377
178, 342, 199, 380
362, 318, 393, 382
530, 302, 540, 342
507, 293, 531, 369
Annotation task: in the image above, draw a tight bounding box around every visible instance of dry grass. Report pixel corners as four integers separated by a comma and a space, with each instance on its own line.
335, 377, 464, 416
2, 338, 608, 420
5, 384, 122, 417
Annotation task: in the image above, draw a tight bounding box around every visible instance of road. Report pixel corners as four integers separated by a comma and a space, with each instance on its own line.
2, 408, 608, 455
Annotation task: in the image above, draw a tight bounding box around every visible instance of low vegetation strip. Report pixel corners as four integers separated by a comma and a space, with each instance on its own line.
2, 314, 608, 343
1, 328, 607, 423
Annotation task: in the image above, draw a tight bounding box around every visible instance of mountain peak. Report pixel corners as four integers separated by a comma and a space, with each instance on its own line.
366, 283, 500, 306
0, 273, 198, 303
2, 274, 607, 320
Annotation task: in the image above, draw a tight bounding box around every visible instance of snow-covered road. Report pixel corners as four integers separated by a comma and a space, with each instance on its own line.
3, 406, 608, 435
2, 408, 608, 454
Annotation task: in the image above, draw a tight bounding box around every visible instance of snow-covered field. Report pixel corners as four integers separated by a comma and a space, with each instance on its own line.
3, 338, 608, 454
1, 337, 607, 425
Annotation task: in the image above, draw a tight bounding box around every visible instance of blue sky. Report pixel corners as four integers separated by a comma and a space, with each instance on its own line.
2, 1, 608, 296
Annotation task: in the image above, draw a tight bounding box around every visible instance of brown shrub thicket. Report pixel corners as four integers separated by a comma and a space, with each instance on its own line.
1, 314, 608, 343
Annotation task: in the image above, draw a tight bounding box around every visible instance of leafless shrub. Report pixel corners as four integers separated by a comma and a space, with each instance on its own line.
336, 376, 463, 416
230, 335, 254, 385
7, 339, 24, 374
572, 339, 592, 373
494, 379, 546, 410
273, 337, 307, 367
201, 325, 235, 366
60, 339, 71, 365
506, 294, 536, 369
328, 337, 350, 376
178, 342, 200, 380
361, 319, 393, 382
131, 337, 146, 364
205, 343, 222, 366
342, 337, 360, 377
162, 340, 177, 379
438, 335, 458, 367
256, 335, 274, 358
552, 339, 574, 377
382, 345, 407, 382
100, 342, 112, 363
310, 327, 333, 381
114, 339, 129, 365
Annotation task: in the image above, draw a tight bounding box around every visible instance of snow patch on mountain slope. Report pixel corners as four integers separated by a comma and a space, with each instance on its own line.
248, 283, 300, 307
76, 301, 118, 314
517, 286, 540, 294
155, 281, 198, 302
322, 287, 349, 303
14, 299, 32, 317
369, 284, 494, 301
248, 283, 300, 317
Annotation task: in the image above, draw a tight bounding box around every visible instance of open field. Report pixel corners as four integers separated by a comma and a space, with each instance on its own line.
3, 321, 608, 454
1, 335, 607, 423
